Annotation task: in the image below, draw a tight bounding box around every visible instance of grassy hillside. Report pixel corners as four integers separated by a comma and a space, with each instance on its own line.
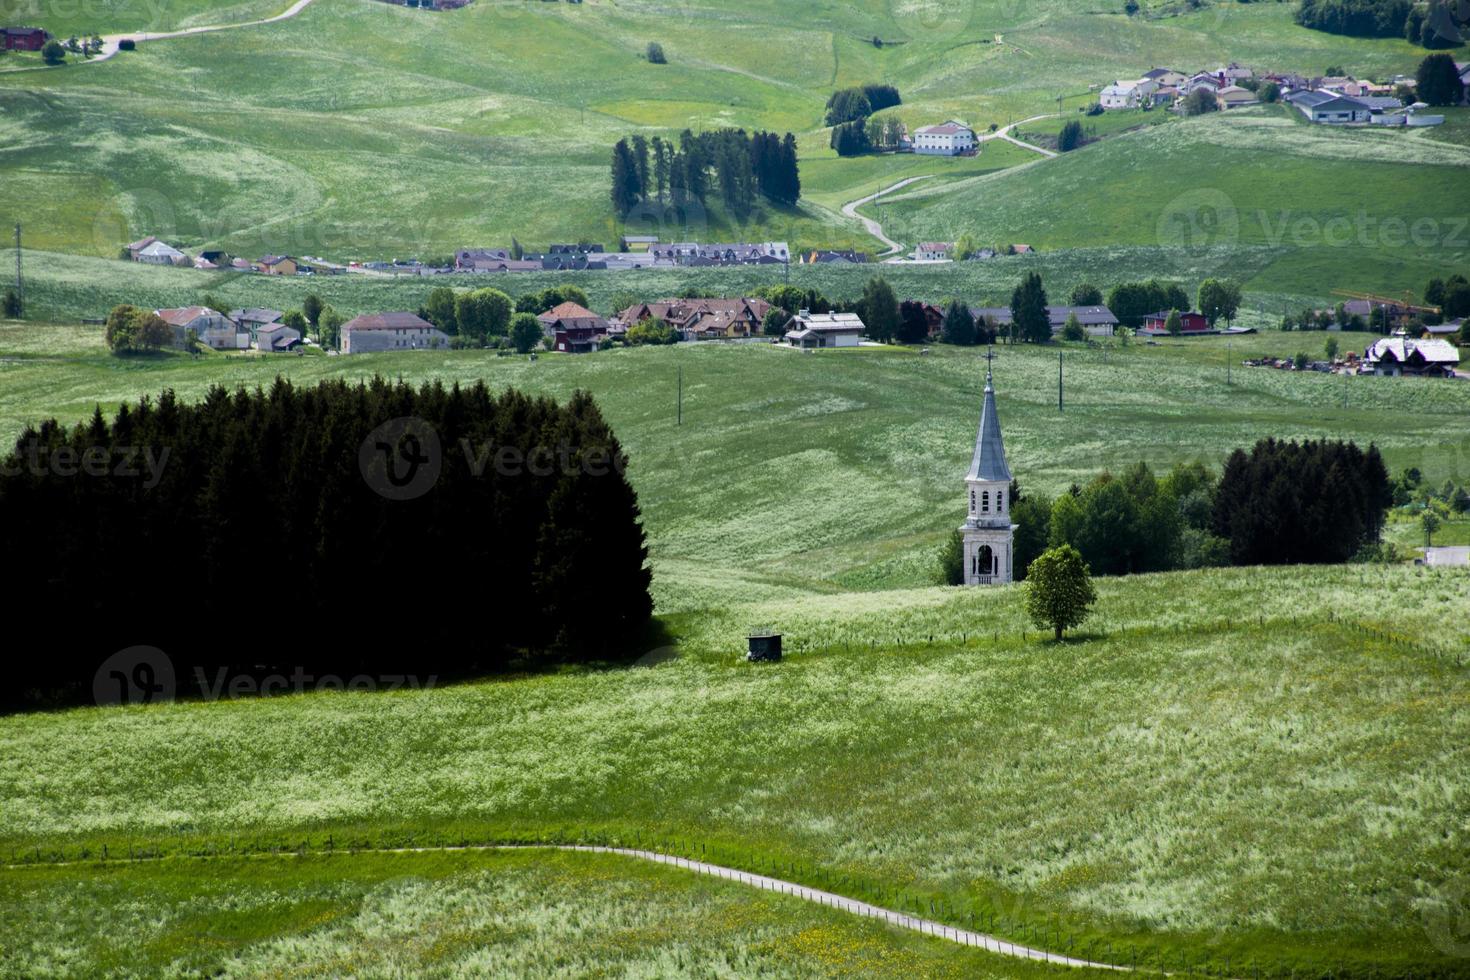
870, 105, 1470, 271
0, 0, 1447, 261
1, 565, 1466, 976
3, 324, 1467, 611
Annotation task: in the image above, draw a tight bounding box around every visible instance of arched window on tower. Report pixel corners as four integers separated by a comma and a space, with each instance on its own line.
970, 490, 976, 514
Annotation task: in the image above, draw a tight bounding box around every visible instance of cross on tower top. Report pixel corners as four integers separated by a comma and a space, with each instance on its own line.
984, 345, 995, 385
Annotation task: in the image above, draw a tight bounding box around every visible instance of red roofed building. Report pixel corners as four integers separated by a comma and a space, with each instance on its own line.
154, 306, 245, 350
537, 302, 609, 353
2, 28, 49, 51
1142, 310, 1210, 334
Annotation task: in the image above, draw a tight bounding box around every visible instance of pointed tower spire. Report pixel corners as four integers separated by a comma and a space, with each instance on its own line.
966, 348, 1011, 483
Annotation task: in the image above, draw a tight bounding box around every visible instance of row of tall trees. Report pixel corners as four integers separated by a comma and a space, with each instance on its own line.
1296, 0, 1413, 38
942, 444, 1390, 585
611, 129, 800, 219
0, 379, 653, 706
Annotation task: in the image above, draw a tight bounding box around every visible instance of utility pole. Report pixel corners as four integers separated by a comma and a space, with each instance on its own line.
12, 223, 21, 309
676, 365, 683, 426
1227, 340, 1232, 385
1058, 351, 1064, 412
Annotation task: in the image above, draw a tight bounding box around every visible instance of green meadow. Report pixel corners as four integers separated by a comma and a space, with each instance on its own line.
0, 0, 1455, 266
4, 325, 1467, 611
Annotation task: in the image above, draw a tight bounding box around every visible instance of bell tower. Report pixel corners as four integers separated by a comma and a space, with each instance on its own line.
962, 349, 1016, 585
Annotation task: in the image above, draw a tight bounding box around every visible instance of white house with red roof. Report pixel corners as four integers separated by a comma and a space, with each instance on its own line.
912, 121, 975, 155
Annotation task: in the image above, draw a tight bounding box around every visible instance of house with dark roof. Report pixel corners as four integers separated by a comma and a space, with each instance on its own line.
1287, 89, 1400, 124
617, 297, 771, 341
1141, 310, 1211, 334
228, 308, 285, 345
341, 312, 448, 353
912, 121, 975, 155
255, 255, 298, 276
255, 323, 303, 352
537, 302, 609, 353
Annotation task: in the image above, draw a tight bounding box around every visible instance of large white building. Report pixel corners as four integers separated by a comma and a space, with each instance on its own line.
911, 121, 976, 155
1100, 78, 1158, 109
961, 354, 1016, 586
784, 311, 864, 348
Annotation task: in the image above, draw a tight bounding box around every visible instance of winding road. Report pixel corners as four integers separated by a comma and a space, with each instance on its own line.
839, 114, 1060, 256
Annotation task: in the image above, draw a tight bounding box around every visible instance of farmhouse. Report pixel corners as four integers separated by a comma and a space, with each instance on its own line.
912, 121, 976, 155
1, 27, 49, 50
255, 323, 303, 352
784, 311, 864, 348
1100, 79, 1158, 109
538, 301, 609, 353
126, 236, 158, 260
617, 297, 770, 341
1361, 332, 1460, 377
135, 241, 187, 266
915, 242, 952, 261
255, 255, 299, 276
961, 354, 1015, 586
340, 312, 448, 353
155, 307, 246, 350
1142, 310, 1211, 334
970, 305, 1119, 337
228, 308, 286, 345
805, 249, 870, 264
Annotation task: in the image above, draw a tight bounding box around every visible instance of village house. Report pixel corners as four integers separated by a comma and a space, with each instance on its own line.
1216, 85, 1259, 109
126, 236, 158, 261
228, 308, 285, 345
915, 242, 952, 261
1142, 67, 1187, 88
538, 302, 609, 353
1361, 332, 1460, 377
912, 121, 976, 155
1, 27, 49, 50
135, 240, 187, 266
1141, 310, 1211, 334
155, 307, 247, 350
647, 241, 789, 266
784, 311, 865, 349
1101, 79, 1159, 109
340, 312, 448, 353
255, 255, 299, 276
617, 297, 771, 342
255, 322, 303, 352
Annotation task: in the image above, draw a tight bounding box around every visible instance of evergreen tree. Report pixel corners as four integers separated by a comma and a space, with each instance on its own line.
1010, 272, 1050, 343
860, 277, 899, 342
941, 300, 976, 345
1416, 53, 1465, 103
610, 139, 641, 218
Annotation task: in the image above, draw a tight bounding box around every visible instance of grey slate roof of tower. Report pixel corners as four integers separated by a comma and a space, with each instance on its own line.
966, 370, 1012, 483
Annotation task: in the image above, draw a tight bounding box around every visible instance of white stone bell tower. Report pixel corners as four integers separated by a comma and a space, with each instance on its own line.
962, 349, 1016, 585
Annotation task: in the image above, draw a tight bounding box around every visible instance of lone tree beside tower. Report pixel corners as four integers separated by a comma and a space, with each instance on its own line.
1025, 545, 1097, 641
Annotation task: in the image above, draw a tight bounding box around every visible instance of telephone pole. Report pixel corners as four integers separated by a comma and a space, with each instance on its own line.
12, 224, 21, 309
676, 365, 683, 426
1058, 351, 1064, 412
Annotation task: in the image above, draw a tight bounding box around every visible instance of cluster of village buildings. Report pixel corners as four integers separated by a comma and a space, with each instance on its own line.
1099, 62, 1468, 126
120, 288, 1464, 376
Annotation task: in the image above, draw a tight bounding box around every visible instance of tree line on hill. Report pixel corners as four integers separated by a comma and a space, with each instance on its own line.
941, 440, 1392, 585
0, 378, 652, 707
826, 84, 903, 156
611, 129, 800, 220
1298, 0, 1467, 48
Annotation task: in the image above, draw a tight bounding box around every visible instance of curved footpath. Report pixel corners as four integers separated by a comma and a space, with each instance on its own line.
5, 840, 1130, 971
840, 113, 1061, 255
